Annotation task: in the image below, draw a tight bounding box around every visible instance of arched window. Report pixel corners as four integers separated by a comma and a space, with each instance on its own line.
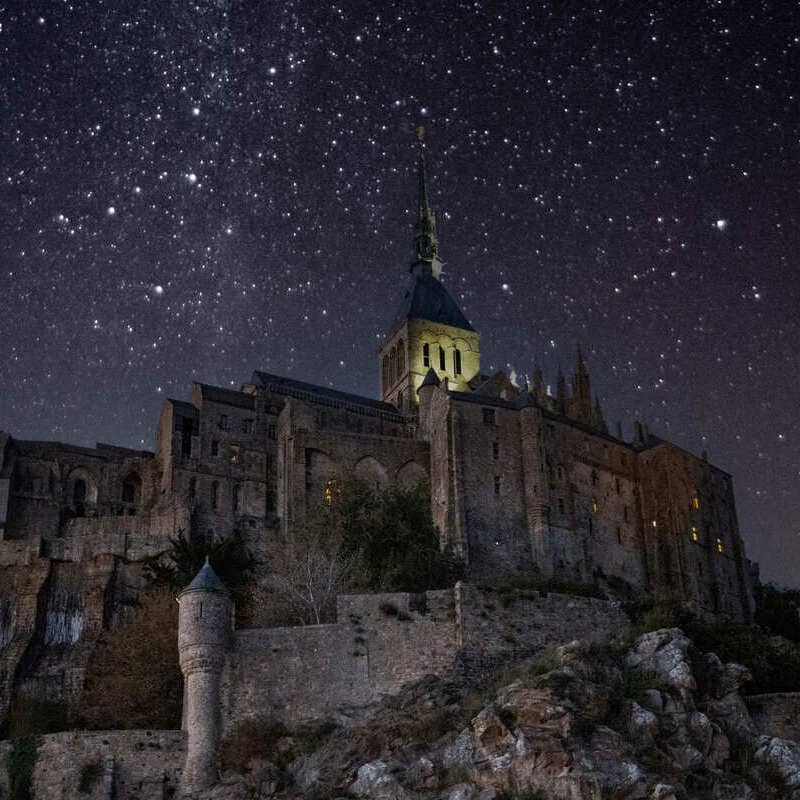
210, 481, 219, 509
389, 347, 397, 385
73, 479, 87, 502
453, 347, 462, 375
382, 355, 389, 388
439, 345, 446, 371
422, 343, 430, 367
232, 483, 241, 513
397, 340, 405, 375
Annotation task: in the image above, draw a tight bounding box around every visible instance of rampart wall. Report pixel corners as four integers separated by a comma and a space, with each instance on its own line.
0, 730, 184, 800
220, 583, 630, 727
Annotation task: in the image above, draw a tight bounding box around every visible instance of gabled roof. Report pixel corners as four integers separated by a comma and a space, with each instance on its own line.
391, 273, 475, 333
251, 370, 399, 413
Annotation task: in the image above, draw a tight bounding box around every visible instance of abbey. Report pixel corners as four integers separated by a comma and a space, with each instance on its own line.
0, 150, 756, 632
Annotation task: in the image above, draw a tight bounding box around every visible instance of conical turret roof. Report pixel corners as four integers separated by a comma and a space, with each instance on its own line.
181, 556, 228, 595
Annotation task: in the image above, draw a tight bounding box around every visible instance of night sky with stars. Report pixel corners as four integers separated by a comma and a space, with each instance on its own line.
1, 1, 798, 585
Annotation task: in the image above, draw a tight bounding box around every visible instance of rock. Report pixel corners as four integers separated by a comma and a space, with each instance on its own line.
471, 706, 515, 771
688, 711, 714, 755
406, 756, 436, 790
444, 783, 477, 800
626, 628, 696, 697
706, 691, 757, 744
650, 784, 678, 800
703, 653, 752, 699
707, 724, 731, 767
639, 689, 665, 714
665, 742, 704, 772
442, 729, 474, 770
625, 700, 659, 740
351, 760, 409, 800
495, 685, 570, 734
753, 735, 800, 791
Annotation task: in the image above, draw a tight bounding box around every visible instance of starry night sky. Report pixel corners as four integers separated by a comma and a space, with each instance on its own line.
1, 1, 798, 585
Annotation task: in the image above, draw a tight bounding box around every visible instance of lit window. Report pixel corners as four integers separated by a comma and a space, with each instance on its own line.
439, 345, 446, 371
691, 526, 699, 542
692, 495, 700, 510
453, 348, 462, 375
422, 343, 430, 367
591, 497, 598, 513
324, 478, 338, 506
651, 519, 658, 528
716, 537, 724, 553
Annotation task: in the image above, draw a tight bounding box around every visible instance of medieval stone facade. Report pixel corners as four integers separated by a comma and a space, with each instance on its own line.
0, 150, 758, 733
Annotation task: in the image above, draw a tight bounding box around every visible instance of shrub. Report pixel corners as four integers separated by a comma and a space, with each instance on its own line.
79, 588, 181, 730
755, 584, 800, 642
632, 606, 677, 637
219, 718, 289, 771
5, 696, 71, 738
8, 736, 40, 800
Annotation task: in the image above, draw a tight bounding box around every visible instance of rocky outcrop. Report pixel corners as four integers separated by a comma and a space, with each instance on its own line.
194, 629, 800, 800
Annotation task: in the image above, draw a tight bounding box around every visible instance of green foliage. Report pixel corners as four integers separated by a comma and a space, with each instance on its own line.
78, 762, 102, 793
681, 616, 800, 694
319, 481, 463, 593
5, 696, 71, 738
7, 735, 40, 800
144, 527, 254, 603
755, 583, 800, 642
490, 574, 604, 600
632, 606, 678, 637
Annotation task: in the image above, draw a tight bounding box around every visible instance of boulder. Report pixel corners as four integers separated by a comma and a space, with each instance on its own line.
351, 760, 409, 800
753, 735, 800, 794
626, 629, 696, 697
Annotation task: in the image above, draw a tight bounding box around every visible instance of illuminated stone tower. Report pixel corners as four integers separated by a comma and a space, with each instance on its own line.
380, 135, 480, 409
178, 558, 233, 796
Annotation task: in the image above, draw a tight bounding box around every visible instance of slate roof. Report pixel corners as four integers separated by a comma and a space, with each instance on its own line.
182, 557, 228, 594
418, 367, 441, 391
391, 273, 475, 332
250, 370, 399, 413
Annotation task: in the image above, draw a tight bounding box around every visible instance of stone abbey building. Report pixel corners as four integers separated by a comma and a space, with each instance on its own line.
0, 149, 756, 634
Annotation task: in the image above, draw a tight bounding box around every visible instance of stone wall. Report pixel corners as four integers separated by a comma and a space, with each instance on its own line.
220, 583, 629, 728
746, 692, 800, 742
221, 589, 457, 728
0, 730, 184, 800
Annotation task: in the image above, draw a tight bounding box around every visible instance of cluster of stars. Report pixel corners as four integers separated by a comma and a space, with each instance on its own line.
0, 0, 798, 585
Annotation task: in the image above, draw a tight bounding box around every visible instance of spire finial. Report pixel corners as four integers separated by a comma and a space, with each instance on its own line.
411, 128, 439, 276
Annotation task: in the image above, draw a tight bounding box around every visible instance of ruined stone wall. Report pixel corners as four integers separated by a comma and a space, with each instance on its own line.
0, 730, 184, 800
746, 692, 800, 742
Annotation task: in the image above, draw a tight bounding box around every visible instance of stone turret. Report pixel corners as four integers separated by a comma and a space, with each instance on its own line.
178, 557, 233, 796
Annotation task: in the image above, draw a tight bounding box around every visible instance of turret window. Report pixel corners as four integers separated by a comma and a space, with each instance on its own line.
439, 345, 446, 371
210, 481, 219, 509
453, 348, 462, 375
422, 343, 430, 367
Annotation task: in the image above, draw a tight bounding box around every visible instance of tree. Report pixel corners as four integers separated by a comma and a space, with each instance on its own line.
79, 588, 182, 730
144, 527, 255, 603
268, 521, 356, 625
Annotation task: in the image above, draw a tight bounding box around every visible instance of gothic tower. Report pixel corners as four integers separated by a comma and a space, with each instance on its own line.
379, 135, 480, 409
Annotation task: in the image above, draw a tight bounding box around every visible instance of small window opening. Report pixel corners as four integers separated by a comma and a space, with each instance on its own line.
691, 526, 699, 542
716, 537, 724, 553
219, 414, 228, 430
494, 475, 501, 496
210, 481, 219, 509
211, 440, 219, 457
439, 345, 446, 371
482, 408, 496, 425
558, 497, 565, 514
492, 442, 499, 460
453, 348, 462, 375
591, 497, 598, 513
422, 343, 430, 367
616, 526, 622, 545
268, 423, 277, 441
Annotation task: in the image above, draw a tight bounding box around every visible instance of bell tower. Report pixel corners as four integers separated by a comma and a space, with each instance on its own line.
380, 131, 480, 409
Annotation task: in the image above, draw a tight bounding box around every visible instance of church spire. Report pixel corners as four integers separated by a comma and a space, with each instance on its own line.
411, 127, 440, 277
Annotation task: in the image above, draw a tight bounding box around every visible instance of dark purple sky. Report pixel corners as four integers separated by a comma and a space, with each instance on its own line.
1, 1, 798, 585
